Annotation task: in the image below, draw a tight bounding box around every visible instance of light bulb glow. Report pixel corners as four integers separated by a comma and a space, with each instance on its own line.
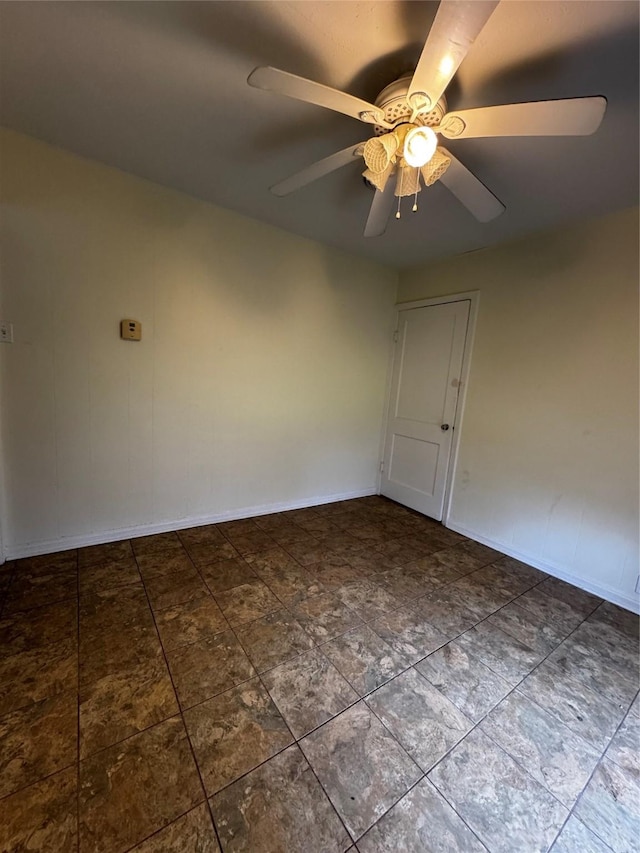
403, 126, 438, 168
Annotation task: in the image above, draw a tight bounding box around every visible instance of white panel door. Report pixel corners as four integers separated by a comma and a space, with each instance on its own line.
382, 300, 470, 519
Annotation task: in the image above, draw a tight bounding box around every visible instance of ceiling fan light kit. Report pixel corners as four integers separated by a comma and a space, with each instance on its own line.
248, 0, 607, 237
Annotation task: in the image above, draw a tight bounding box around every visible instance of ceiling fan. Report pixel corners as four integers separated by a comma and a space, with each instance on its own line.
247, 0, 606, 238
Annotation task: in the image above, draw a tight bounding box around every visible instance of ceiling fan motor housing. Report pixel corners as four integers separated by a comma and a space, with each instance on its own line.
372, 75, 448, 135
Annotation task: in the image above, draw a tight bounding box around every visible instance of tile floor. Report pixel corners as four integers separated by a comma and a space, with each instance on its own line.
0, 496, 638, 853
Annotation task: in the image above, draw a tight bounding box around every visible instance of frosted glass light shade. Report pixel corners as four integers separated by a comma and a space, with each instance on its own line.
404, 126, 438, 167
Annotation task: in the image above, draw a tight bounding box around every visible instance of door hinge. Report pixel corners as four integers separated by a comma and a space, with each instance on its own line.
393, 330, 399, 343
379, 461, 385, 473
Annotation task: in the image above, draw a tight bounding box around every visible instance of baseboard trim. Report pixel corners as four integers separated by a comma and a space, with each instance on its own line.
446, 519, 640, 615
3, 487, 378, 561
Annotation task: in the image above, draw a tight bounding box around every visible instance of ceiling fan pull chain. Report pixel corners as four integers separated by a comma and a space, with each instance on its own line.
395, 196, 402, 220
412, 190, 419, 213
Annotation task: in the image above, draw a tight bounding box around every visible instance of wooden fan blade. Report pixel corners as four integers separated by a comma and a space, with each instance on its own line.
248, 66, 394, 129
270, 143, 366, 197
364, 180, 397, 238
439, 97, 607, 139
408, 1, 500, 113
439, 149, 505, 221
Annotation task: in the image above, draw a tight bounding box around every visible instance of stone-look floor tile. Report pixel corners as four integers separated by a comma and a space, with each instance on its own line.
4, 567, 78, 613
214, 580, 281, 626
367, 668, 472, 772
347, 549, 398, 576
235, 609, 314, 673
301, 701, 421, 839
79, 556, 141, 595
469, 563, 539, 598
606, 713, 640, 781
416, 641, 512, 723
167, 630, 255, 709
423, 528, 467, 548
256, 563, 325, 603
211, 744, 351, 853
263, 648, 358, 738
0, 636, 77, 716
458, 540, 503, 565
145, 567, 209, 610
78, 539, 133, 569
588, 601, 639, 642
80, 584, 153, 631
0, 598, 77, 658
0, 691, 77, 798
291, 590, 362, 643
492, 555, 548, 588
80, 654, 178, 758
551, 815, 615, 853
575, 758, 640, 853
481, 692, 600, 807
285, 537, 332, 566
132, 804, 220, 852
218, 518, 260, 537
268, 523, 312, 545
132, 532, 185, 557
0, 766, 77, 853
155, 595, 227, 650
518, 660, 625, 752
136, 551, 195, 581
456, 621, 543, 685
309, 559, 365, 590
516, 585, 585, 635
178, 525, 226, 548
12, 549, 77, 576
547, 640, 638, 708
374, 566, 433, 603
537, 577, 601, 617
375, 537, 430, 566
358, 776, 487, 853
412, 588, 479, 638
370, 606, 447, 664
429, 728, 568, 853
403, 552, 465, 586
419, 545, 486, 583
348, 523, 391, 547
489, 600, 568, 655
79, 540, 133, 568
80, 623, 161, 687
447, 575, 513, 618
244, 546, 299, 574
316, 530, 364, 558
225, 530, 278, 557
185, 678, 292, 794
323, 625, 411, 696
200, 558, 258, 593
79, 716, 203, 853
568, 621, 639, 687
333, 579, 401, 622
185, 541, 240, 568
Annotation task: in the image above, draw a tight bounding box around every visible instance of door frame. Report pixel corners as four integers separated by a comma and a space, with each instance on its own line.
377, 290, 479, 528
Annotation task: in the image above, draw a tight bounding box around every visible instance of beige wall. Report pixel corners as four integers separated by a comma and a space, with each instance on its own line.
399, 207, 640, 610
0, 129, 397, 556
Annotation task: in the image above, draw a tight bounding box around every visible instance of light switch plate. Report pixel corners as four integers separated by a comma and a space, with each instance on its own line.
120, 319, 141, 341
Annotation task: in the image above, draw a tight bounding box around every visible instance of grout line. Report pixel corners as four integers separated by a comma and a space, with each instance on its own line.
554, 689, 640, 852
131, 547, 226, 853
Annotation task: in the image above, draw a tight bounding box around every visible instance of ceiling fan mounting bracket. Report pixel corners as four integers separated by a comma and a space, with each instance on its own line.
372, 75, 447, 136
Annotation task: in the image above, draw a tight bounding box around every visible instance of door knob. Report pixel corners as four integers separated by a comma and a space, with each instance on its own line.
441, 424, 450, 431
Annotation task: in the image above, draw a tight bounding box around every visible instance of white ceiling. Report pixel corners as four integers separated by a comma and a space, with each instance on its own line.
1, 1, 638, 268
